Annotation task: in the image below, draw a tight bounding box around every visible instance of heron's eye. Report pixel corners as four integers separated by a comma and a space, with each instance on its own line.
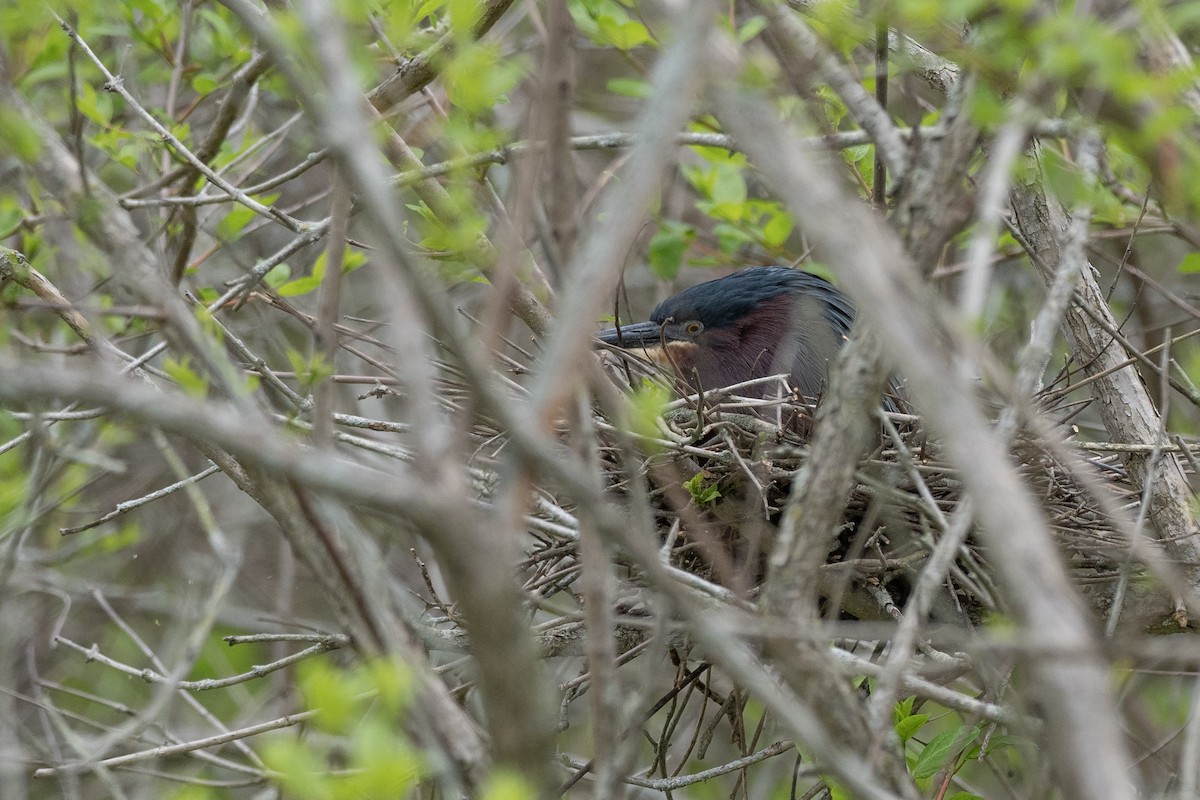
683, 320, 704, 336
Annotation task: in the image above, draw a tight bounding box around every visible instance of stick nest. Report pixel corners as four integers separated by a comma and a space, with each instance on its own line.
514, 368, 1141, 626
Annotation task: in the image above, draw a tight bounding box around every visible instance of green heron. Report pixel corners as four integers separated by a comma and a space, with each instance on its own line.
597, 266, 863, 403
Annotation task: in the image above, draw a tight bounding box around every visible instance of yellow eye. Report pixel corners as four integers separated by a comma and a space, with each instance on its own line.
683, 321, 704, 336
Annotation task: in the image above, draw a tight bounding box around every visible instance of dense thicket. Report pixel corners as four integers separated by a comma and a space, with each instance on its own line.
4, 1, 1200, 798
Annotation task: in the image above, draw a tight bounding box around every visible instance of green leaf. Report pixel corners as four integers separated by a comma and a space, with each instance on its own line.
0, 199, 26, 237
967, 83, 1006, 128
1177, 253, 1200, 274
285, 351, 335, 391
191, 72, 220, 94
163, 356, 208, 397
712, 222, 755, 253
216, 203, 257, 239
607, 77, 651, 97
711, 162, 748, 204
683, 472, 721, 505
0, 104, 42, 162
261, 738, 330, 800
827, 779, 853, 800
762, 210, 794, 248
366, 658, 416, 714
343, 248, 367, 273
479, 770, 537, 800
310, 251, 328, 283
277, 249, 349, 297
737, 15, 768, 43
297, 660, 363, 734
1042, 147, 1096, 208
596, 14, 652, 49
843, 144, 871, 164
346, 717, 424, 796
894, 712, 929, 743
688, 143, 746, 166
448, 0, 483, 33
101, 520, 142, 552
911, 725, 980, 780
75, 82, 114, 126
263, 263, 292, 289
442, 42, 525, 115
276, 275, 320, 296
647, 221, 693, 279
979, 734, 1026, 757
627, 379, 670, 445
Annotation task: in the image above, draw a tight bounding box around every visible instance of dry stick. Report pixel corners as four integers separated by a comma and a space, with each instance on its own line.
55, 14, 302, 233
594, 567, 910, 799
890, 14, 1200, 619
521, 19, 713, 420
1039, 320, 1200, 406
14, 12, 979, 800
753, 0, 908, 181
1178, 675, 1200, 797
1048, 279, 1200, 410
1002, 329, 1200, 622
60, 463, 221, 535
209, 6, 555, 336
868, 131, 1096, 740
369, 103, 555, 333
1140, 7, 1200, 119
522, 20, 916, 796
291, 0, 554, 786
864, 468, 975, 735
557, 662, 711, 794
1079, 439, 1200, 454
830, 646, 1015, 724
65, 8, 89, 201
90, 588, 264, 773
7, 31, 485, 791
29, 678, 261, 778
2, 104, 255, 403
366, 0, 517, 113
164, 111, 310, 201
68, 424, 246, 774
0, 340, 1012, 796
872, 13, 889, 210
540, 0, 579, 266
54, 634, 338, 692
885, 29, 960, 96
168, 50, 274, 283
560, 740, 798, 792
162, 0, 194, 155
716, 73, 1137, 800
118, 124, 1070, 211
312, 179, 351, 444
1011, 149, 1200, 602
493, 0, 726, 779
0, 242, 239, 607
0, 364, 459, 578
741, 21, 978, 795
0, 248, 121, 360
33, 710, 317, 778
573, 390, 622, 797
119, 0, 508, 206
957, 108, 1030, 321
1105, 333, 1171, 636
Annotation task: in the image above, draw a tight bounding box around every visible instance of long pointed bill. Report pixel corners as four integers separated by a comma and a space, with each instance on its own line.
595, 320, 666, 348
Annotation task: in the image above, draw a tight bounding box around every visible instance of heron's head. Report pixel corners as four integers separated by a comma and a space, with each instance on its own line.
597, 267, 854, 399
